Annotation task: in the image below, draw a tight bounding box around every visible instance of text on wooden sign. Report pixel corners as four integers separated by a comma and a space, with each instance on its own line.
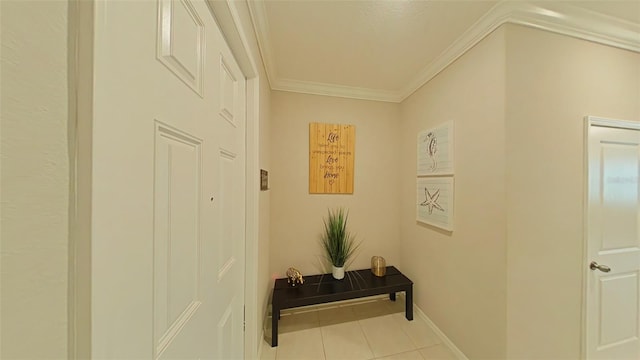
309, 123, 355, 194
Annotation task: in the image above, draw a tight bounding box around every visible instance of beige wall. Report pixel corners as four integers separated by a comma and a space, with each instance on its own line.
399, 28, 508, 359
269, 91, 401, 278
398, 24, 640, 358
0, 1, 70, 358
505, 24, 640, 359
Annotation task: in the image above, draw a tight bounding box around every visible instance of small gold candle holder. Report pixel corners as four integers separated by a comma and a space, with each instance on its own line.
371, 256, 386, 277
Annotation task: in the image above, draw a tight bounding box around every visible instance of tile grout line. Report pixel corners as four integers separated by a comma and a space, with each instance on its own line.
382, 347, 428, 360
317, 311, 328, 360
355, 317, 376, 360
392, 312, 425, 350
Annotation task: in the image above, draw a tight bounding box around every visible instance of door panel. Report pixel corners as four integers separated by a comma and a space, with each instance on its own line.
601, 143, 639, 250
599, 272, 639, 347
218, 300, 236, 359
219, 57, 238, 125
587, 118, 640, 359
157, 0, 204, 96
218, 150, 237, 279
92, 0, 245, 358
153, 123, 203, 357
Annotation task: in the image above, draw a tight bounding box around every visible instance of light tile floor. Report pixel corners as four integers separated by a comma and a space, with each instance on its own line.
261, 298, 457, 360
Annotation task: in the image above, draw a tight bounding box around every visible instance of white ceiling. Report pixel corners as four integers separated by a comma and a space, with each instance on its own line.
249, 0, 640, 102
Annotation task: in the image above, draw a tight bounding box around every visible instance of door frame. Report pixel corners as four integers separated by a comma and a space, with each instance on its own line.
68, 0, 262, 357
582, 116, 640, 358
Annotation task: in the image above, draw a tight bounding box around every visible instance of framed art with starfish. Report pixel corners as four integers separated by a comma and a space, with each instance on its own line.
416, 177, 454, 231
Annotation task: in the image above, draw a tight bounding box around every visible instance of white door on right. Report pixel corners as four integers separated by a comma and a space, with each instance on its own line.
586, 117, 640, 359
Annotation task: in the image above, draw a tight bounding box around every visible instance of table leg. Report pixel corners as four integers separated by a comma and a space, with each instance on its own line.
405, 286, 413, 321
389, 292, 396, 301
272, 306, 279, 347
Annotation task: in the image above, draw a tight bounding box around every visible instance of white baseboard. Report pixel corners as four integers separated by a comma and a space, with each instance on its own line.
413, 303, 469, 360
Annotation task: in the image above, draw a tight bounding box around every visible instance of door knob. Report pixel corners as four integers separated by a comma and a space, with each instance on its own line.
590, 261, 611, 273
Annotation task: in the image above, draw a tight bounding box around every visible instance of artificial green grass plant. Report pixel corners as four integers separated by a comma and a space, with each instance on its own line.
321, 208, 360, 268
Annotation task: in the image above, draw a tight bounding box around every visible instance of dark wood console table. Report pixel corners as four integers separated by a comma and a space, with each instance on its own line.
271, 266, 413, 347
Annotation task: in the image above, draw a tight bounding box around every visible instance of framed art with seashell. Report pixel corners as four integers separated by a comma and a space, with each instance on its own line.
417, 121, 454, 176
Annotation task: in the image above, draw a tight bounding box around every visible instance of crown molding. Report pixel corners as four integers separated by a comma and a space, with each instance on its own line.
400, 1, 640, 101
398, 1, 511, 101
272, 78, 404, 103
510, 1, 640, 53
249, 0, 640, 103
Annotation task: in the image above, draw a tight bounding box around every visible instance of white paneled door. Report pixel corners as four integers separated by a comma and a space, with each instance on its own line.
586, 117, 640, 359
91, 0, 246, 358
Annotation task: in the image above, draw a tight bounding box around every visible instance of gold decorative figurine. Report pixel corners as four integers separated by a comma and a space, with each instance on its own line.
286, 267, 304, 287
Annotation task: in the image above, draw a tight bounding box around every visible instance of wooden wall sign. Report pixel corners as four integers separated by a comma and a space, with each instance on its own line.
309, 123, 355, 194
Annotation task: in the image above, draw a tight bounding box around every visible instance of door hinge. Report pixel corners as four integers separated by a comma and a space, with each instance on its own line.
243, 305, 246, 332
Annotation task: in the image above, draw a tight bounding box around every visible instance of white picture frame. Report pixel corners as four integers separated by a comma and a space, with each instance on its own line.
417, 122, 454, 176
416, 177, 454, 231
